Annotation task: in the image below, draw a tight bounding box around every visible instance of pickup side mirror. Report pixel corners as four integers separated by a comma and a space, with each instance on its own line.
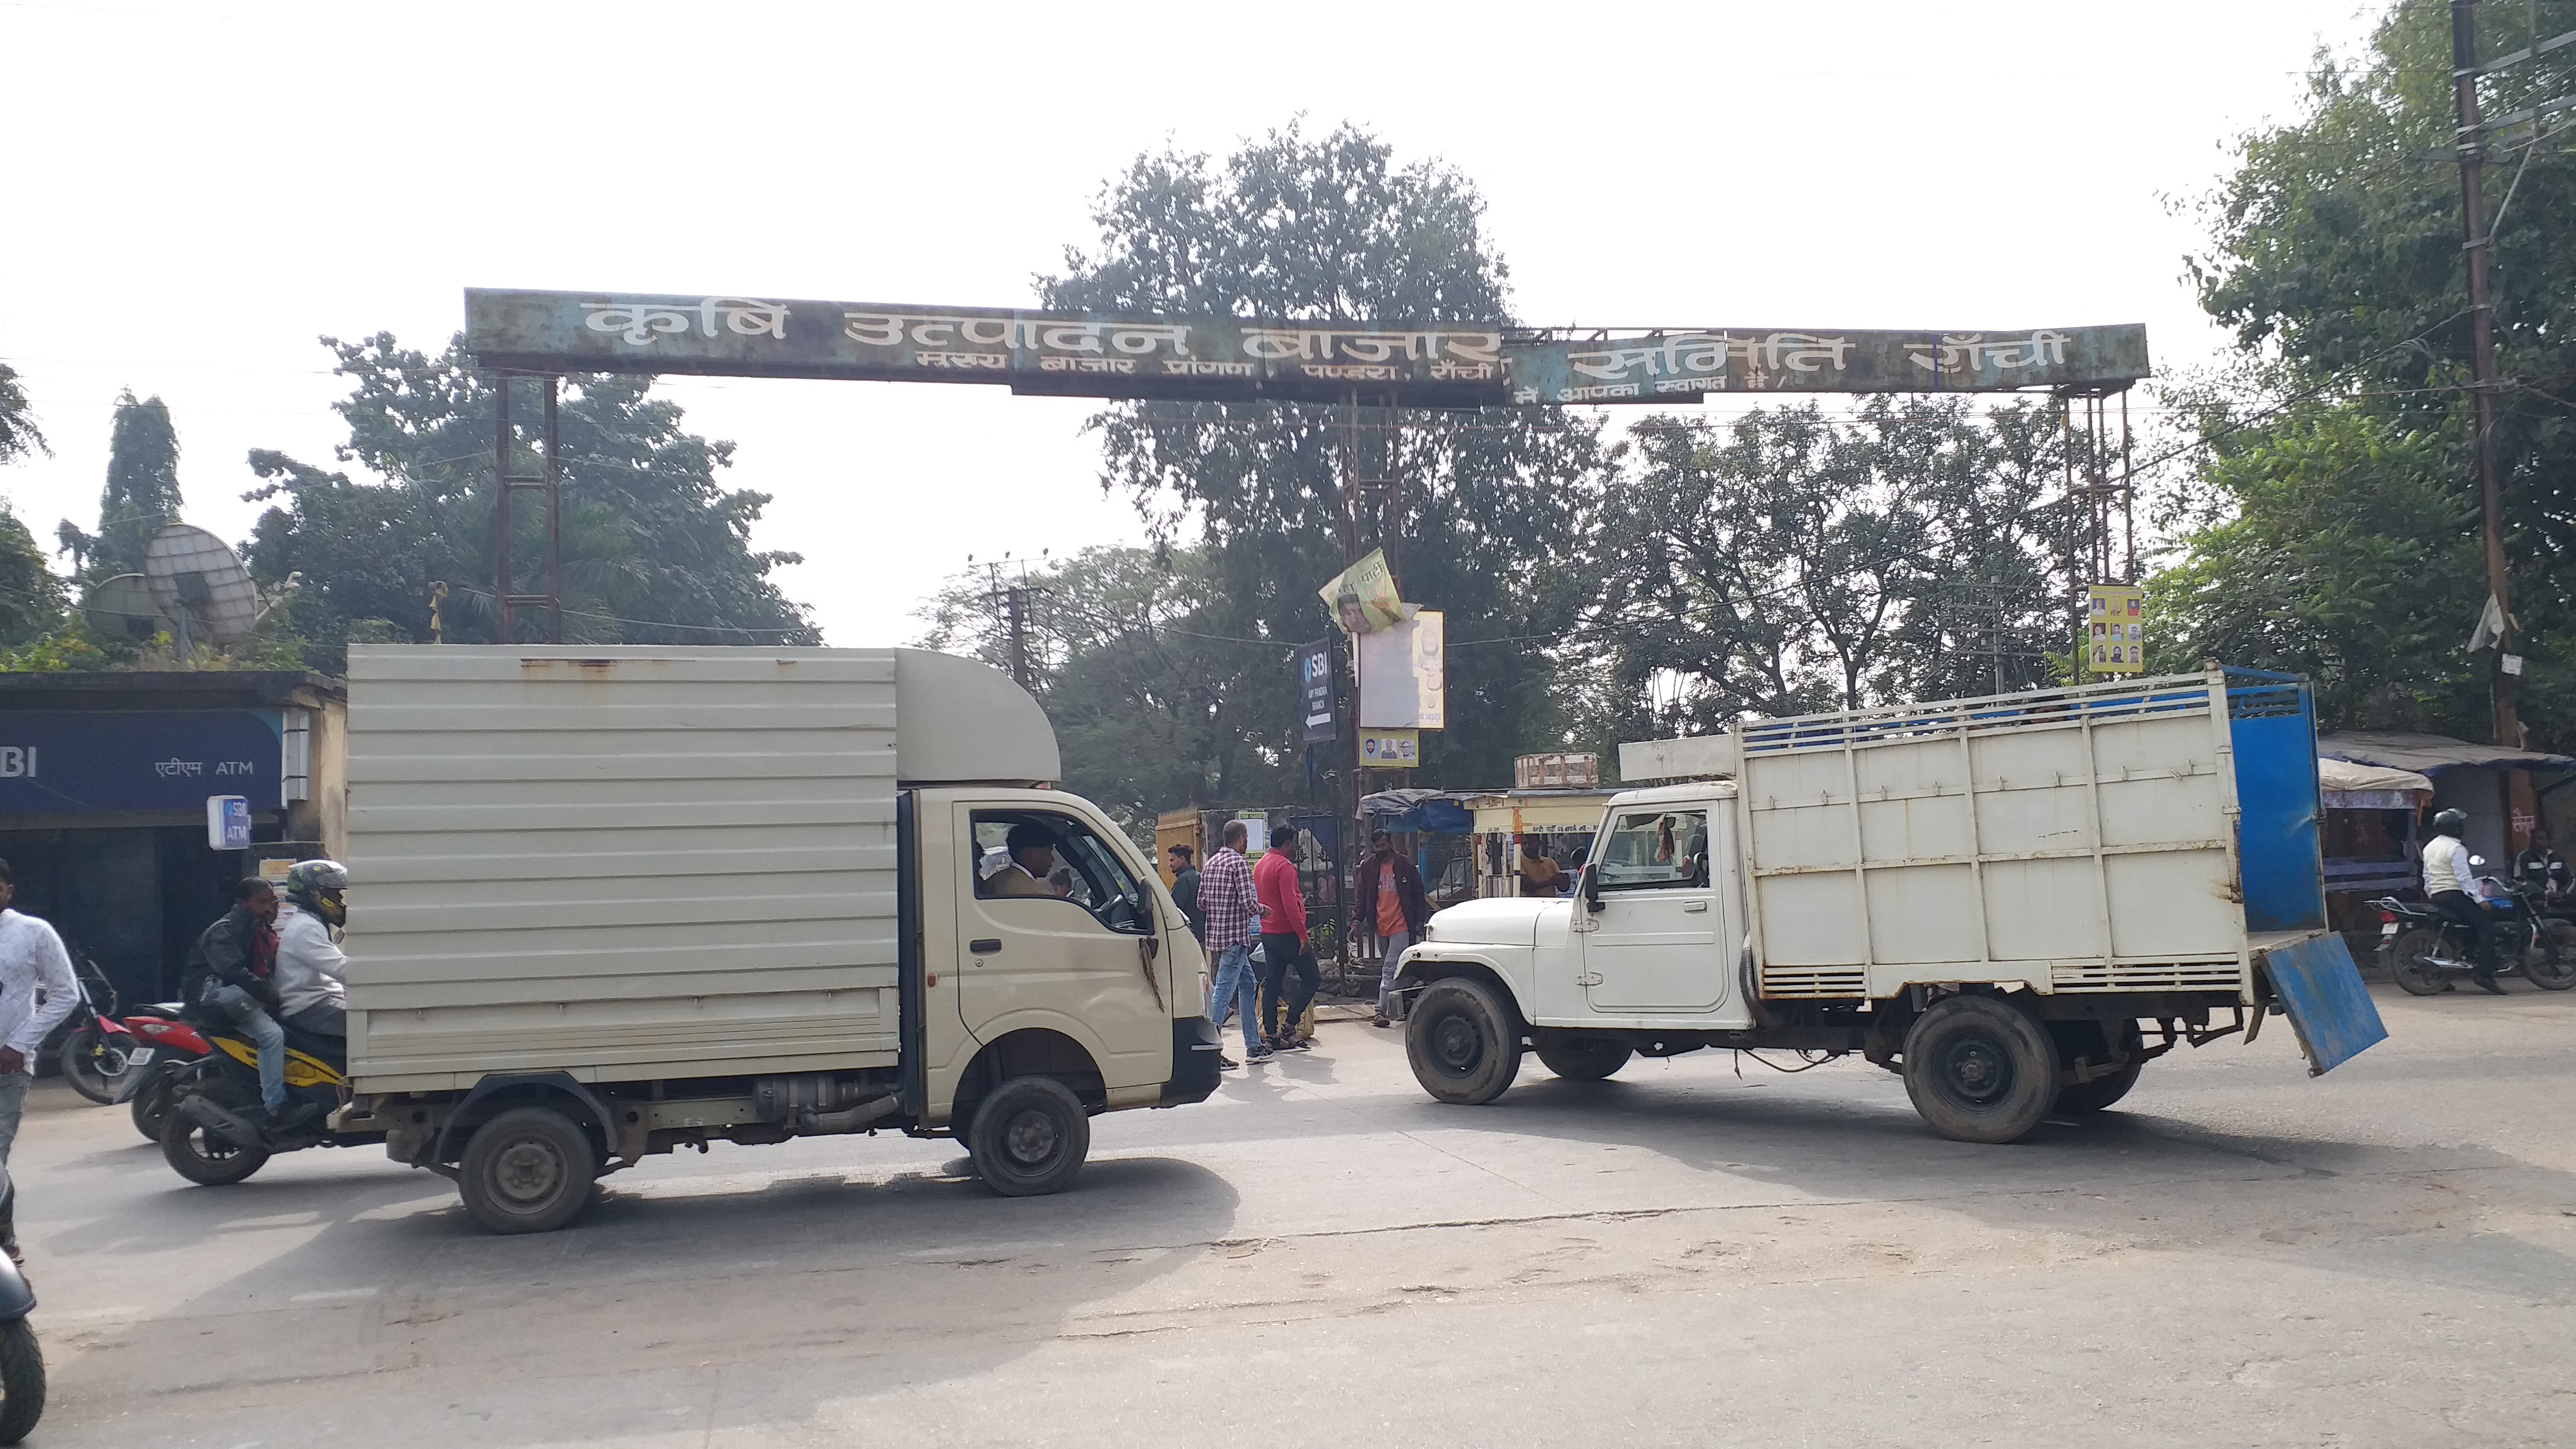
1580, 863, 1604, 910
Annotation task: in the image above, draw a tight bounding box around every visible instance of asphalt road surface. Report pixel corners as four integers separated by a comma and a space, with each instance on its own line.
13, 983, 2573, 1448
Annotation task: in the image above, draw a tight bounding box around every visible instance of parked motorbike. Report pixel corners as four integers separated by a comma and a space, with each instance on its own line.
0, 1166, 45, 1445
2373, 875, 2576, 995
114, 1008, 213, 1144
158, 1013, 382, 1186
51, 958, 140, 1106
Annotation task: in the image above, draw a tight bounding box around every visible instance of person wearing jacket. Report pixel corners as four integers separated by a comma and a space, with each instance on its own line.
1354, 830, 1431, 1027
272, 860, 350, 1039
179, 879, 309, 1128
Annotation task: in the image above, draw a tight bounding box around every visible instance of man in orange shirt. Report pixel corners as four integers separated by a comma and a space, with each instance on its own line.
1252, 825, 1319, 1051
1353, 830, 1430, 1027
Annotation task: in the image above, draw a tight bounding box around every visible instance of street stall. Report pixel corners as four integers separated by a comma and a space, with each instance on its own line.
2317, 757, 2435, 944
1462, 788, 1616, 899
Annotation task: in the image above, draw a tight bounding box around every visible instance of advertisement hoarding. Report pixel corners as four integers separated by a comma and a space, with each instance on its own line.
1357, 610, 1443, 730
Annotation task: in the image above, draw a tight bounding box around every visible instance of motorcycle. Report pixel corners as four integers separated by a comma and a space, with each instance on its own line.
2373, 874, 2576, 996
158, 1011, 383, 1186
51, 958, 141, 1106
113, 1008, 214, 1144
0, 1166, 44, 1445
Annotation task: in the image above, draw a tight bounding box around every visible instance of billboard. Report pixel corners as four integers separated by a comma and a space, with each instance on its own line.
1318, 550, 1404, 634
2085, 583, 2146, 674
1295, 640, 1337, 743
1360, 728, 1420, 766
1358, 610, 1443, 730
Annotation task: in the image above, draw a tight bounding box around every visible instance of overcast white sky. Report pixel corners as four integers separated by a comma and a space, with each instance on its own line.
0, 0, 2381, 643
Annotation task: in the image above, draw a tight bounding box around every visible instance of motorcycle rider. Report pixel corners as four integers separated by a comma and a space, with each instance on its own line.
178, 879, 312, 1130
2421, 808, 2505, 994
272, 860, 349, 1041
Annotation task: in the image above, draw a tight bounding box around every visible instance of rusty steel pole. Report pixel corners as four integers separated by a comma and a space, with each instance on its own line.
2452, 0, 2521, 746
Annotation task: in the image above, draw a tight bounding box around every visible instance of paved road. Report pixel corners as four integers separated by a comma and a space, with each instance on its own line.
11, 984, 2573, 1447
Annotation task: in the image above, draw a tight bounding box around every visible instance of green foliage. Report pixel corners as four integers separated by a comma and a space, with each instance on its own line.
2180, 2, 2576, 736
245, 333, 818, 673
1039, 121, 1612, 789
59, 391, 184, 579
0, 362, 46, 467
1582, 397, 2070, 742
916, 546, 1292, 832
0, 617, 120, 673
0, 498, 69, 646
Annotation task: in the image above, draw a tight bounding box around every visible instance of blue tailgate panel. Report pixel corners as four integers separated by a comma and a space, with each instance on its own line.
2227, 676, 2328, 933
2263, 934, 2386, 1075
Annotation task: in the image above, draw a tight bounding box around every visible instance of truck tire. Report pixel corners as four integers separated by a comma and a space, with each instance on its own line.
1902, 995, 2058, 1144
458, 1106, 599, 1235
1534, 1036, 1632, 1081
2048, 1020, 2143, 1113
1407, 977, 1522, 1105
2389, 929, 2450, 995
967, 1076, 1090, 1197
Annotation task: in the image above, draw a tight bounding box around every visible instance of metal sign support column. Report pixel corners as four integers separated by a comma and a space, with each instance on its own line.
494, 371, 563, 645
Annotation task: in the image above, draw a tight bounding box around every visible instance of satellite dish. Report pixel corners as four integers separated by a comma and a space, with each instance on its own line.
143, 523, 261, 651
80, 572, 169, 642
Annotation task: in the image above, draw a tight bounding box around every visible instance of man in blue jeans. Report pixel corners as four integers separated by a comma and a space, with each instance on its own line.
178, 879, 311, 1131
1197, 821, 1270, 1065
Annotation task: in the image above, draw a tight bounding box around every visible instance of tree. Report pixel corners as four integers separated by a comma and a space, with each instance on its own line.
245, 333, 818, 672
1581, 397, 2070, 743
2180, 2, 2576, 735
1038, 122, 1613, 790
58, 390, 184, 579
0, 362, 45, 468
916, 545, 1296, 833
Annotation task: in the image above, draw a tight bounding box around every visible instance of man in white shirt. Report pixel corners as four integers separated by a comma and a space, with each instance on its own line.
2421, 808, 2504, 994
0, 858, 78, 1266
272, 860, 349, 1039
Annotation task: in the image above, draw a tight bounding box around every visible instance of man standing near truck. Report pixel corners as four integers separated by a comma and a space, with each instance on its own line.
1354, 830, 1429, 1028
2423, 808, 2505, 994
1254, 825, 1320, 1051
1200, 822, 1267, 1065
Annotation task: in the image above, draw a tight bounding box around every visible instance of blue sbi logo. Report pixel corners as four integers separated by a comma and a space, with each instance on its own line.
0, 747, 34, 778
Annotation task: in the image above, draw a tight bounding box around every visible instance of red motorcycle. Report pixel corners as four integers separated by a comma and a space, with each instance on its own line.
112, 1008, 214, 1144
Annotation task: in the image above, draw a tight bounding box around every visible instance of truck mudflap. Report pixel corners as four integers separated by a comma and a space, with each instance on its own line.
1161, 1017, 1223, 1106
2258, 934, 2387, 1076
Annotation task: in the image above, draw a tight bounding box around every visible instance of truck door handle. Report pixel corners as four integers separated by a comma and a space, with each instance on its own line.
969, 939, 1002, 955
1683, 901, 1709, 913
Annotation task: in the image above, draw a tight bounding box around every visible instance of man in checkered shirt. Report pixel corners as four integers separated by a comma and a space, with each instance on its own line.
1199, 821, 1269, 1064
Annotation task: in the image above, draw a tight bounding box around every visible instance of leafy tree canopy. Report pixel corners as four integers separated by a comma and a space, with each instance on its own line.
0, 362, 45, 468
58, 390, 183, 579
245, 333, 818, 673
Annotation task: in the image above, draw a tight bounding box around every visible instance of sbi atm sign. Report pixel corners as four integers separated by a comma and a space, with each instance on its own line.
0, 712, 285, 813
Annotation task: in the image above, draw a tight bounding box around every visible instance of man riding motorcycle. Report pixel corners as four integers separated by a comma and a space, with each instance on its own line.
272, 860, 349, 1041
2422, 808, 2504, 995
177, 879, 313, 1130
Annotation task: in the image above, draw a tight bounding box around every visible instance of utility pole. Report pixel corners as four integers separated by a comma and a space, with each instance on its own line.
1003, 583, 1034, 692
2452, 0, 2522, 747
970, 552, 1047, 693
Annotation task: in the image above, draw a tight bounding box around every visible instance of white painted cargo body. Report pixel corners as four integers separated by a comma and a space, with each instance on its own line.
342, 645, 1050, 1093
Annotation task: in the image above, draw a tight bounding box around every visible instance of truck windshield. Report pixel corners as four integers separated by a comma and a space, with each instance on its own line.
1595, 808, 1708, 890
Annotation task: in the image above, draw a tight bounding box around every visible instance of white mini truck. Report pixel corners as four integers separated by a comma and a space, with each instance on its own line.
1394, 669, 2386, 1142
333, 646, 1220, 1233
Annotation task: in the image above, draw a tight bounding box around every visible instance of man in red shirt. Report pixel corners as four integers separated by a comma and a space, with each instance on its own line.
1352, 830, 1430, 1027
1252, 825, 1320, 1051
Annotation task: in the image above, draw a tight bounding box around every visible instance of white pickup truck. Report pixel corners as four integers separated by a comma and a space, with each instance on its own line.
1394, 669, 2385, 1143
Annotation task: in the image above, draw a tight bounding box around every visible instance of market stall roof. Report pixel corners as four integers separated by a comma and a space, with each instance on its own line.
1460, 788, 1620, 833
2318, 757, 2434, 809
1358, 788, 1476, 834
2316, 731, 2576, 775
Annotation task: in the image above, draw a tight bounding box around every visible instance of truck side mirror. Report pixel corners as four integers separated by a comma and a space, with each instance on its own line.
1580, 863, 1604, 910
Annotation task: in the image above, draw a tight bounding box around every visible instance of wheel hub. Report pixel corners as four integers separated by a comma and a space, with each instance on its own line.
1003, 1108, 1059, 1166
1432, 1015, 1482, 1074
1938, 1036, 2013, 1108
493, 1138, 565, 1205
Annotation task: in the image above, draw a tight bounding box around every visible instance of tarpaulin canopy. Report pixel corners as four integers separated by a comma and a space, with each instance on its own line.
1359, 788, 1476, 834
2317, 731, 2576, 776
2318, 757, 2434, 810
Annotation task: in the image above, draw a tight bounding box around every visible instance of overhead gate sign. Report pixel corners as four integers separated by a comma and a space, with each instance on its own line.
465, 290, 2151, 407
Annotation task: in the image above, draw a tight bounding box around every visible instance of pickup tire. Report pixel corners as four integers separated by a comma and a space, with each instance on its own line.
967, 1076, 1090, 1197
1407, 977, 1522, 1105
1534, 1036, 1632, 1081
458, 1106, 599, 1235
2048, 1020, 2143, 1113
1902, 995, 2058, 1144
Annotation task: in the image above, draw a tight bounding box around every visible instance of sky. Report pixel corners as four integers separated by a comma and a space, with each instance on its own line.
0, 0, 2385, 644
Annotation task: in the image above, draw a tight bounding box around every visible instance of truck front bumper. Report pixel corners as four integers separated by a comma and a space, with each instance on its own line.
1161, 1017, 1223, 1106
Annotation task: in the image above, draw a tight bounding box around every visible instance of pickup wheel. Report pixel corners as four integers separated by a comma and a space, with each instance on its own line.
1406, 977, 1522, 1105
458, 1107, 599, 1235
967, 1076, 1090, 1197
2048, 1020, 2144, 1113
2389, 929, 2450, 995
1534, 1036, 1632, 1081
1902, 995, 2058, 1144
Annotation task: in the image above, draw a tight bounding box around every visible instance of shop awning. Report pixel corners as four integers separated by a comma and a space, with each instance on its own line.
2318, 757, 2434, 811
2317, 731, 2576, 775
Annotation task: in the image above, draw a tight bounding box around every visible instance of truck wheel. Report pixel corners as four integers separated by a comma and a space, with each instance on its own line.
2048, 1020, 2144, 1113
2389, 929, 2449, 995
1902, 995, 2058, 1144
967, 1077, 1090, 1197
159, 1100, 271, 1186
1407, 977, 1522, 1105
2525, 922, 2576, 990
458, 1107, 599, 1234
1534, 1036, 1632, 1081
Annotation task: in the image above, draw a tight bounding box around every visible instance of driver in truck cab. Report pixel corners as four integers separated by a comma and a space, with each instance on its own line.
982, 822, 1062, 898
